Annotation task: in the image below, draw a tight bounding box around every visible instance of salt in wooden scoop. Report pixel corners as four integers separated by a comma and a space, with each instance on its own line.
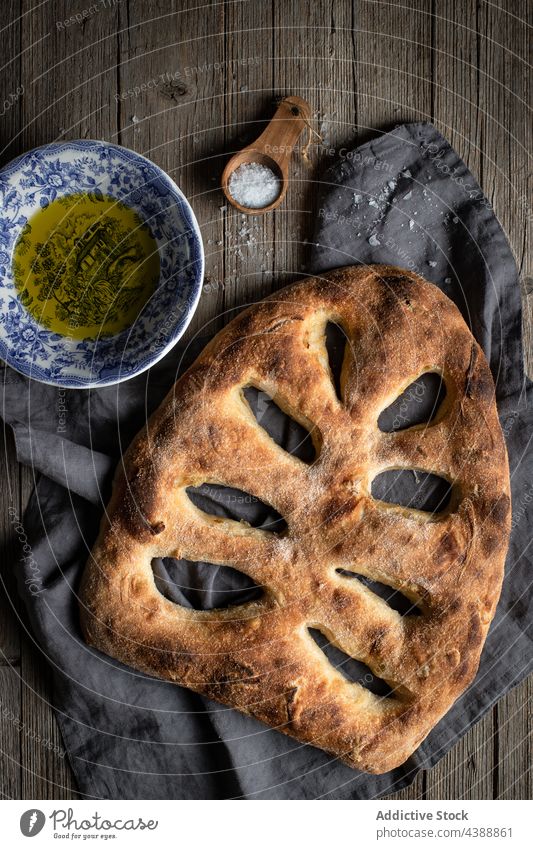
221, 96, 312, 215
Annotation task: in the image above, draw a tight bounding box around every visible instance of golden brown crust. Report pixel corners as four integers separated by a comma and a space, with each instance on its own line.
79, 265, 511, 773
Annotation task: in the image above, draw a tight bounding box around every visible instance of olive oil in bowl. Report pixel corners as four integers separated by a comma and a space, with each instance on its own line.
12, 192, 160, 340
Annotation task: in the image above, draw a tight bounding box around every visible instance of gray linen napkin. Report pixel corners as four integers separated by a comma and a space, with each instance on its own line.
2, 122, 531, 799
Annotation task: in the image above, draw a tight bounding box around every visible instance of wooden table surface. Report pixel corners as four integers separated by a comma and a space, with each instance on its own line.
0, 0, 531, 800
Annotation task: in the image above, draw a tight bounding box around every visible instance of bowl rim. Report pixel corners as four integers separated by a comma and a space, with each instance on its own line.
0, 139, 205, 389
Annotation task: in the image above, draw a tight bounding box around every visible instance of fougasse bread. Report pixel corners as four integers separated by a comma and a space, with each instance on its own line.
80, 265, 511, 773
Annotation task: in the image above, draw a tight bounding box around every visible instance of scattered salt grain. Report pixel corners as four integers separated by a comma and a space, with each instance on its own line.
228, 162, 281, 209
444, 277, 452, 284
428, 260, 437, 267
402, 169, 412, 178
368, 234, 381, 246
403, 191, 412, 200
409, 219, 415, 230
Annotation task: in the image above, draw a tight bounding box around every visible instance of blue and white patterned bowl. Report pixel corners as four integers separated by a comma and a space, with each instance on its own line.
0, 140, 204, 387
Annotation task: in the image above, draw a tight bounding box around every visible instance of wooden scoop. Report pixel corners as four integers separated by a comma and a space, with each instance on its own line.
221, 96, 312, 215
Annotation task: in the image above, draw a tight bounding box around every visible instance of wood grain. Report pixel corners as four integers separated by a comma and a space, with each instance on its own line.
477, 0, 532, 803
0, 0, 530, 800
273, 0, 356, 285
1, 0, 24, 801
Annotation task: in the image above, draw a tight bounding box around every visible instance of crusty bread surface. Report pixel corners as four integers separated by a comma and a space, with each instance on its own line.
80, 265, 511, 773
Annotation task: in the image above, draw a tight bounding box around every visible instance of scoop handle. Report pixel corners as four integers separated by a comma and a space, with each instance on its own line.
244, 96, 312, 179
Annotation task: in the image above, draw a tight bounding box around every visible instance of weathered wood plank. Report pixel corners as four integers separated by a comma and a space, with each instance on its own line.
478, 0, 532, 377
0, 666, 21, 799
19, 0, 120, 150
116, 0, 227, 342
478, 0, 532, 804
356, 0, 433, 136
0, 0, 24, 666
431, 0, 481, 177
222, 0, 277, 309
425, 713, 497, 800
272, 0, 356, 284
0, 0, 24, 165
496, 677, 532, 799
0, 0, 24, 803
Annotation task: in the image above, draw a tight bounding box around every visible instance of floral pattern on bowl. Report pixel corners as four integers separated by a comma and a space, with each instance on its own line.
0, 140, 204, 387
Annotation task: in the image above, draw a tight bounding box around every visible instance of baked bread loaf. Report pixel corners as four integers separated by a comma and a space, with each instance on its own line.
80, 265, 511, 773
